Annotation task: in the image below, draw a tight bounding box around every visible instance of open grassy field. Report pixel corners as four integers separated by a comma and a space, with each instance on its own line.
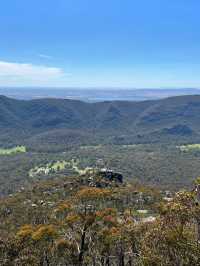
29, 158, 94, 178
0, 146, 26, 155
29, 160, 71, 177
178, 144, 200, 152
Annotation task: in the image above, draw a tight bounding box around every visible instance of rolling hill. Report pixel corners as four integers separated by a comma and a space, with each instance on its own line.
0, 94, 200, 148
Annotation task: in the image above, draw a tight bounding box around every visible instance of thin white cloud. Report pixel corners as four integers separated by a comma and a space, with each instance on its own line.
38, 54, 53, 59
0, 60, 72, 86
0, 61, 63, 78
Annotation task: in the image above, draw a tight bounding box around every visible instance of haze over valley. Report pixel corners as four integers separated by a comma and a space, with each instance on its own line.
1, 87, 200, 101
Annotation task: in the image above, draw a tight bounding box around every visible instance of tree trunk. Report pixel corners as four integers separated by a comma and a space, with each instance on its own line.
92, 256, 96, 266
105, 257, 110, 266
118, 244, 125, 266
41, 250, 50, 266
78, 225, 87, 266
127, 256, 132, 266
119, 253, 125, 266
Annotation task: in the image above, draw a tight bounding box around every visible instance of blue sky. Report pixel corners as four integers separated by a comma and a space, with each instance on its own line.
0, 0, 200, 88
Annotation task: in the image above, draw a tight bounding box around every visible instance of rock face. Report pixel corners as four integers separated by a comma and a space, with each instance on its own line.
98, 169, 123, 183
77, 169, 124, 189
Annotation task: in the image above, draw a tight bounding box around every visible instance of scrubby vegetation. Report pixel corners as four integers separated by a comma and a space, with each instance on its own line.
1, 172, 200, 265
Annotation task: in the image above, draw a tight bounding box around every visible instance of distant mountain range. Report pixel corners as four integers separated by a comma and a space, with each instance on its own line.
0, 87, 200, 101
1, 94, 200, 149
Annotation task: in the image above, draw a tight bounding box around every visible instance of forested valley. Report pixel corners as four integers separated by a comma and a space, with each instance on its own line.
1, 95, 200, 265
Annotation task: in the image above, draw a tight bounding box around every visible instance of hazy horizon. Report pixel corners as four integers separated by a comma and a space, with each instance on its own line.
1, 87, 200, 102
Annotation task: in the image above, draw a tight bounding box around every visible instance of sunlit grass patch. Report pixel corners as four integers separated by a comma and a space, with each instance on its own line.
0, 146, 26, 155
178, 144, 200, 152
